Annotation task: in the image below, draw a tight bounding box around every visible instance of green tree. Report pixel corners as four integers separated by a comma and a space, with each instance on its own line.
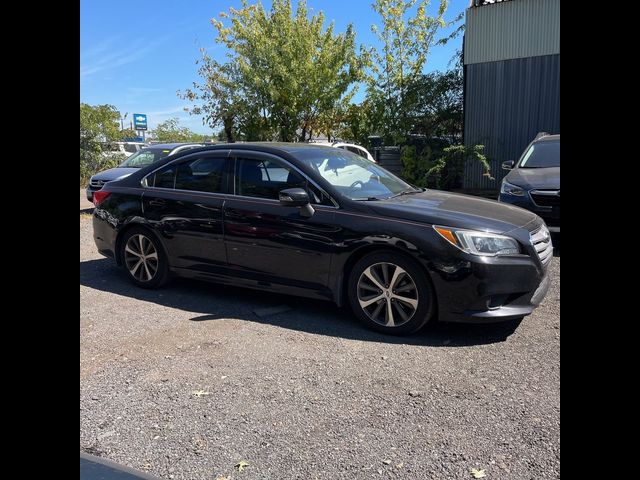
80, 103, 124, 185
179, 54, 256, 143
180, 0, 364, 142
119, 128, 140, 141
80, 103, 121, 144
367, 0, 449, 144
403, 144, 492, 190
404, 68, 463, 142
149, 118, 208, 143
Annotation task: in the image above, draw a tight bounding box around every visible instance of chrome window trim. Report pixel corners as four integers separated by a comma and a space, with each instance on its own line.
138, 185, 337, 211
141, 149, 232, 189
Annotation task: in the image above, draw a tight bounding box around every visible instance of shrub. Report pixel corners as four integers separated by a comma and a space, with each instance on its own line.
80, 150, 126, 186
426, 144, 492, 190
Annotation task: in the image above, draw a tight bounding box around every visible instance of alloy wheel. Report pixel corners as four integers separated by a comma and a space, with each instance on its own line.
124, 234, 159, 282
357, 262, 419, 327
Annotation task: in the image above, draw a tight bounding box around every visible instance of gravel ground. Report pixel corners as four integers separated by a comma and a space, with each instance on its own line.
80, 215, 560, 479
81, 187, 93, 211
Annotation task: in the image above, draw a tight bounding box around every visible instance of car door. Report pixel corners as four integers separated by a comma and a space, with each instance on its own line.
142, 151, 231, 275
223, 150, 338, 295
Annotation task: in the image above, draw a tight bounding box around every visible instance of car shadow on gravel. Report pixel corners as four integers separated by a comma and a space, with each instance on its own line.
81, 258, 522, 347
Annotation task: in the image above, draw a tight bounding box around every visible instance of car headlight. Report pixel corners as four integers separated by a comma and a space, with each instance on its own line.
500, 180, 525, 196
434, 226, 521, 256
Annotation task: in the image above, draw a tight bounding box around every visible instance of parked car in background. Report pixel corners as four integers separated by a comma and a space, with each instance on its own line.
498, 133, 560, 232
91, 143, 551, 335
310, 141, 376, 163
86, 143, 204, 202
103, 141, 147, 158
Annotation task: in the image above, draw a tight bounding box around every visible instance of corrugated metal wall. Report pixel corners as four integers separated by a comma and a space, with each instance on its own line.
463, 54, 560, 189
464, 0, 560, 64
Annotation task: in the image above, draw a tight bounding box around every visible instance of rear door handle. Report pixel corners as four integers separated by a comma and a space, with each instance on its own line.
149, 199, 166, 207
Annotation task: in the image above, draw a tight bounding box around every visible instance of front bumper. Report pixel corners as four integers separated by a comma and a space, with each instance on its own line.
442, 272, 550, 323
429, 231, 552, 324
498, 193, 560, 231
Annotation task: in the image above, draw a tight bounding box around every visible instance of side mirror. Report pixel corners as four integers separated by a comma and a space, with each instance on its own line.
279, 188, 310, 207
502, 160, 515, 170
279, 188, 315, 218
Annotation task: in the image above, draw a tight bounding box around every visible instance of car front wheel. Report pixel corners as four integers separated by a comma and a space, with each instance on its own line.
348, 251, 435, 335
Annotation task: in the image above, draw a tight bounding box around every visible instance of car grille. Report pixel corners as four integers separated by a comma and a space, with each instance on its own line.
530, 190, 560, 207
90, 179, 106, 189
530, 225, 553, 266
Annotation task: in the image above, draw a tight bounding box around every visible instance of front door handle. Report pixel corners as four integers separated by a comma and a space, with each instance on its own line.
149, 198, 166, 207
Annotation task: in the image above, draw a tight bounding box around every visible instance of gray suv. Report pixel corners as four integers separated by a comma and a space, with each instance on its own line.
498, 133, 560, 232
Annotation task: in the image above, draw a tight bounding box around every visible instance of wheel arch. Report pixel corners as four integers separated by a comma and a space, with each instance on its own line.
337, 243, 436, 313
114, 221, 167, 267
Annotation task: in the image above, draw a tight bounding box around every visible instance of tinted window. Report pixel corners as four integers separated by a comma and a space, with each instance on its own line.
175, 157, 228, 193
124, 144, 139, 153
153, 165, 176, 188
519, 141, 560, 168
235, 158, 306, 200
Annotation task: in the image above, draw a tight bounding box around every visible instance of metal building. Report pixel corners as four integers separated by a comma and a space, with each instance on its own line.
463, 0, 560, 190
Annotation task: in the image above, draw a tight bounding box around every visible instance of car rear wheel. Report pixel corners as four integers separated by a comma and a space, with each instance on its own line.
348, 251, 435, 335
120, 227, 169, 288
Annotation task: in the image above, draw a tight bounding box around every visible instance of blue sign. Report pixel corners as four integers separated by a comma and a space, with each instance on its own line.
133, 113, 147, 131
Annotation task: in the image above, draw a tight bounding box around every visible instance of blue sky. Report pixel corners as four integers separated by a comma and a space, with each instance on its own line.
80, 0, 468, 134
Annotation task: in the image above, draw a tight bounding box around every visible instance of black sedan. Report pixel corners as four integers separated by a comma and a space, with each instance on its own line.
92, 143, 551, 335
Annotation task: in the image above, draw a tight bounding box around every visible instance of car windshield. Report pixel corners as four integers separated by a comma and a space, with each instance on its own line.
119, 148, 173, 168
519, 140, 560, 168
298, 149, 419, 200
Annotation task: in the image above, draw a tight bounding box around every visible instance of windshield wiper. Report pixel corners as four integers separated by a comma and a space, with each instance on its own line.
390, 188, 423, 199
353, 196, 384, 201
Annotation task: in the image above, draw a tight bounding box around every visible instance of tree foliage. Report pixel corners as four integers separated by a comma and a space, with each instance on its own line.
367, 0, 449, 144
148, 118, 208, 143
80, 103, 123, 186
404, 68, 462, 142
179, 0, 365, 142
403, 143, 492, 190
80, 103, 121, 145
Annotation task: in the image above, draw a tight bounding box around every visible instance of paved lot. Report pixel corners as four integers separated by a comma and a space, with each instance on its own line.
80, 214, 560, 479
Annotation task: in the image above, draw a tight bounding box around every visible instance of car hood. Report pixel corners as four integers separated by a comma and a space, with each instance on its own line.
91, 167, 140, 182
366, 190, 540, 234
504, 167, 560, 190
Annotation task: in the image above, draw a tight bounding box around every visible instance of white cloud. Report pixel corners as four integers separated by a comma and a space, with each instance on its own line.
80, 36, 169, 78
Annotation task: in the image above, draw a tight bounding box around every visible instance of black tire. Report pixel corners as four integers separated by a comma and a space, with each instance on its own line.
119, 227, 170, 289
347, 251, 435, 335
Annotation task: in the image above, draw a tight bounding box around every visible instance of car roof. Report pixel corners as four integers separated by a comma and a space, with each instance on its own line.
535, 134, 560, 143
146, 143, 204, 149
205, 142, 342, 153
